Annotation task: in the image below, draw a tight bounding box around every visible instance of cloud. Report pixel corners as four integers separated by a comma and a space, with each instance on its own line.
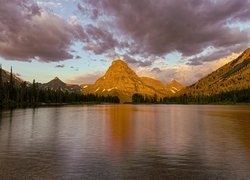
77, 2, 100, 20
68, 51, 239, 85
15, 73, 21, 77
83, 24, 128, 55
1, 0, 249, 69
55, 64, 65, 68
70, 16, 78, 25
121, 54, 153, 67
37, 1, 62, 9
137, 53, 239, 85
0, 0, 86, 62
187, 44, 249, 65
80, 0, 250, 64
75, 55, 81, 59
104, 52, 156, 67
151, 67, 161, 73
68, 71, 103, 84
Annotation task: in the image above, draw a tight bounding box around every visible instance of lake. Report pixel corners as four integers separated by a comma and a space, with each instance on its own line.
0, 105, 250, 179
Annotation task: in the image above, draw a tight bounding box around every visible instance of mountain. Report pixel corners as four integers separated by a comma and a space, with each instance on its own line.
0, 68, 25, 85
183, 48, 250, 96
40, 77, 82, 92
140, 77, 179, 95
0, 69, 82, 93
166, 80, 186, 94
80, 84, 92, 90
83, 60, 185, 102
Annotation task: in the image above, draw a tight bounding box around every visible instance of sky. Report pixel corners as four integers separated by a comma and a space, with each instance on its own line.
0, 0, 249, 85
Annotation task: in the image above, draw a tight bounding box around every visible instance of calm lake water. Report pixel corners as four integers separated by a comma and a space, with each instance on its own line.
0, 105, 250, 179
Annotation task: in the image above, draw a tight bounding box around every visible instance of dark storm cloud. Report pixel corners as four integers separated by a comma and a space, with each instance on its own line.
84, 25, 118, 54
80, 0, 250, 64
84, 24, 129, 55
0, 0, 86, 62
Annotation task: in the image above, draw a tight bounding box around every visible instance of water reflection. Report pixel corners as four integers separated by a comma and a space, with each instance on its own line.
0, 105, 250, 179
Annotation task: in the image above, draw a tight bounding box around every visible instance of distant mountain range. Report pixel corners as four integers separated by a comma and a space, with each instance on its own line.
183, 48, 250, 96
82, 60, 184, 102
0, 70, 82, 92
1, 47, 250, 103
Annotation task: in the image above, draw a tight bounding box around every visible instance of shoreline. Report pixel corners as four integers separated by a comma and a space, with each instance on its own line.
1, 102, 250, 110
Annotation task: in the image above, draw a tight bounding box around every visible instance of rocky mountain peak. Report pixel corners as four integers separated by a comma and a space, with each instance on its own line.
170, 79, 178, 84
41, 77, 82, 92
111, 59, 127, 66
46, 77, 65, 87
102, 59, 138, 81
108, 60, 133, 72
84, 60, 184, 102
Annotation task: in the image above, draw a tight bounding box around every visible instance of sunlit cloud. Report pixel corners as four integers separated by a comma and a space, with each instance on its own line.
136, 53, 239, 85
68, 71, 104, 84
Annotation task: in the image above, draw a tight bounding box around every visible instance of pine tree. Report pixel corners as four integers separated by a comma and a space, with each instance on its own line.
9, 66, 14, 102
32, 79, 37, 105
0, 64, 3, 106
10, 66, 13, 85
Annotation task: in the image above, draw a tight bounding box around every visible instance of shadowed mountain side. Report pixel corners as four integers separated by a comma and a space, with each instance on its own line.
40, 77, 82, 92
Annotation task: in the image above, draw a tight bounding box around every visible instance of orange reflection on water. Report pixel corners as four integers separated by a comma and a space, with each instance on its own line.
106, 105, 135, 158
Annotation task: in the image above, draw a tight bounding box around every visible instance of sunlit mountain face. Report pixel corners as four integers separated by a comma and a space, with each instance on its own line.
182, 48, 250, 96
82, 60, 184, 102
0, 0, 249, 86
1, 1, 250, 179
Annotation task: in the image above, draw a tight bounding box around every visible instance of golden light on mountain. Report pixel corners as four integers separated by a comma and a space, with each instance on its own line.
83, 60, 184, 103
184, 48, 250, 96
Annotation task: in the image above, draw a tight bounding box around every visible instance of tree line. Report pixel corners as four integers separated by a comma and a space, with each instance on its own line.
132, 93, 161, 104
163, 89, 250, 104
132, 89, 250, 104
0, 66, 120, 108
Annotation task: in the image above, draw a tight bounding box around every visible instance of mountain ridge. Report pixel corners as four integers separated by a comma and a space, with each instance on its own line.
0, 68, 25, 85
83, 59, 184, 102
2, 48, 250, 103
183, 47, 250, 96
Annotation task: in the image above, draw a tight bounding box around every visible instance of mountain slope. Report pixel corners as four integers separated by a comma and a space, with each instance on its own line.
1, 68, 25, 85
141, 77, 181, 95
83, 60, 184, 102
41, 77, 82, 92
166, 80, 186, 94
183, 48, 250, 96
